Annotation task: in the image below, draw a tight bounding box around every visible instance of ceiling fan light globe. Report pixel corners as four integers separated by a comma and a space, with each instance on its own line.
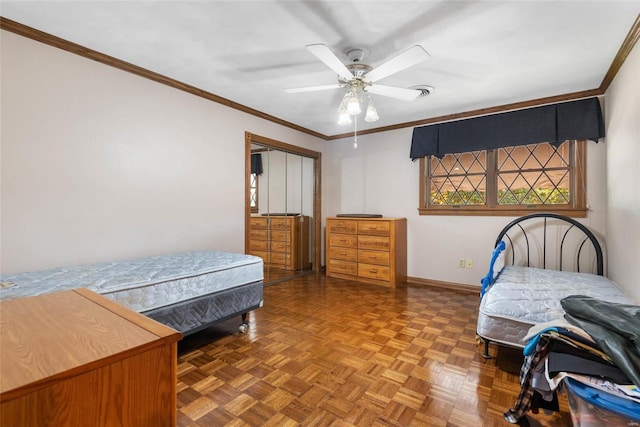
346, 96, 361, 115
338, 113, 352, 125
365, 103, 379, 122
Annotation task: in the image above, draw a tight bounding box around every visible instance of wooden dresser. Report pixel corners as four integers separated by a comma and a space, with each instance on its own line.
249, 215, 310, 270
326, 217, 407, 288
0, 288, 182, 427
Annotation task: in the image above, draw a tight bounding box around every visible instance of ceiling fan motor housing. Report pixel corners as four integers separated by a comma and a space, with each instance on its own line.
339, 63, 372, 84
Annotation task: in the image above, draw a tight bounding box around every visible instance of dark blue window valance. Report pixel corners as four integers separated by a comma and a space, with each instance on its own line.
410, 97, 604, 160
251, 153, 263, 175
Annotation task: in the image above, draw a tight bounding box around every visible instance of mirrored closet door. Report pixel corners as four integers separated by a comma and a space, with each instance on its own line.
245, 133, 321, 285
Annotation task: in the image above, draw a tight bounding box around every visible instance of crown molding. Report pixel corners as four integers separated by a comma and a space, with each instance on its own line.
328, 89, 603, 140
2, 14, 638, 140
599, 13, 640, 92
0, 17, 329, 140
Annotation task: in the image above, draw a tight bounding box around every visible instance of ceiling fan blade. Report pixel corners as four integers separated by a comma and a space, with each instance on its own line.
284, 84, 343, 94
364, 45, 429, 83
306, 44, 354, 81
365, 84, 422, 101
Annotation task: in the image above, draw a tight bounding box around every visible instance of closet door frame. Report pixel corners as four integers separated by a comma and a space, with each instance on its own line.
244, 132, 321, 275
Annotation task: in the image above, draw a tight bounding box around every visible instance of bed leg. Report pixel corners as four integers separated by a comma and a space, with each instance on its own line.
482, 339, 492, 359
239, 313, 249, 333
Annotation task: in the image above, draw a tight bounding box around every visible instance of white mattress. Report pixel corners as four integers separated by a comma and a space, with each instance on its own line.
477, 265, 631, 347
0, 251, 264, 312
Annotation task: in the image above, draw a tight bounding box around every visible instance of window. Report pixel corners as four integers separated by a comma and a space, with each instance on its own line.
419, 140, 586, 216
249, 173, 259, 213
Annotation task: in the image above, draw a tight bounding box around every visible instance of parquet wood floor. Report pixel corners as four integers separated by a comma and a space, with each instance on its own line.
177, 275, 572, 426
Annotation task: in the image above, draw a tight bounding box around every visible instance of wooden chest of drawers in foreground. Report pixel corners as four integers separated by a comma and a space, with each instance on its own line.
0, 289, 182, 427
326, 217, 407, 288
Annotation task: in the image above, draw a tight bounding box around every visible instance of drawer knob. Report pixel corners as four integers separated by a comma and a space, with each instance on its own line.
369, 269, 378, 273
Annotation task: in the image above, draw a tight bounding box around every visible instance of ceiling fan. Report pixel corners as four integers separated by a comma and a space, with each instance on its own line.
284, 44, 431, 125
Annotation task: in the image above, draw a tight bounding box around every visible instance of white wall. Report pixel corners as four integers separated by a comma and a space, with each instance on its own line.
325, 121, 608, 288
604, 41, 640, 303
1, 29, 627, 295
0, 31, 324, 274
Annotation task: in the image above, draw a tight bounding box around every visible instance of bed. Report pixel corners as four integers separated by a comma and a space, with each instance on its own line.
0, 250, 264, 336
477, 213, 631, 358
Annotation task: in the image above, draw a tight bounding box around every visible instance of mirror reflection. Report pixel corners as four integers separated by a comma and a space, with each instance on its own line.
248, 143, 315, 284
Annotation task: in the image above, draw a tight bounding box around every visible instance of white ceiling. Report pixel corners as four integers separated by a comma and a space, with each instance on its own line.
2, 1, 639, 138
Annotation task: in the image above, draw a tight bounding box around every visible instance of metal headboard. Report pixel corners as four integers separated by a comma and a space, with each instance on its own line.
494, 213, 604, 276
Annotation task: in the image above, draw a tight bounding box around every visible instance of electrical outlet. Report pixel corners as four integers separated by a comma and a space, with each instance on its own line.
466, 259, 473, 269
458, 258, 465, 268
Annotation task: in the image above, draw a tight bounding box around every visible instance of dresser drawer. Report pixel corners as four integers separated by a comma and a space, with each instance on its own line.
358, 220, 390, 236
329, 234, 357, 248
358, 235, 390, 251
250, 240, 268, 252
327, 219, 357, 234
270, 230, 290, 241
250, 217, 268, 228
270, 240, 291, 253
329, 259, 357, 276
358, 263, 391, 281
249, 229, 268, 240
269, 251, 291, 266
251, 229, 289, 241
250, 251, 291, 268
269, 218, 292, 229
357, 249, 390, 266
329, 247, 358, 262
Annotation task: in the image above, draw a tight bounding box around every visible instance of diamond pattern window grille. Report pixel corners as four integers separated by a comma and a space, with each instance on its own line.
250, 173, 259, 213
429, 151, 487, 205
497, 143, 571, 205
425, 141, 576, 209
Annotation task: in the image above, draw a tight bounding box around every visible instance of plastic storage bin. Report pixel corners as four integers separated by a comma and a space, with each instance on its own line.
564, 378, 640, 426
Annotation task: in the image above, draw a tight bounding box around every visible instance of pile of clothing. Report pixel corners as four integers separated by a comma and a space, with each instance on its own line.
504, 295, 640, 423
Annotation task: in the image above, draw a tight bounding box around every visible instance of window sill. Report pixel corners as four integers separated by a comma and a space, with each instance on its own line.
417, 206, 588, 217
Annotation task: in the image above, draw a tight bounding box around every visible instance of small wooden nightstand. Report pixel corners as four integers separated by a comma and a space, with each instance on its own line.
0, 288, 182, 427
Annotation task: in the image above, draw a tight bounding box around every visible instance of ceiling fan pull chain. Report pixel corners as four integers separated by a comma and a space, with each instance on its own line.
353, 116, 358, 149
